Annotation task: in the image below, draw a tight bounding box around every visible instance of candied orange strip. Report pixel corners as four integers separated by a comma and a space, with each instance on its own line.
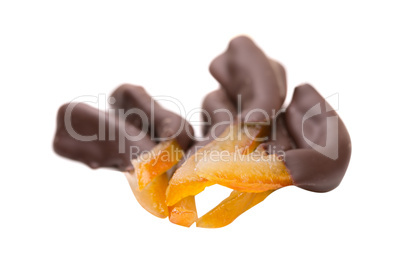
168, 196, 198, 227
196, 190, 273, 228
195, 152, 293, 192
165, 157, 214, 206
133, 140, 183, 191
166, 123, 269, 206
125, 171, 169, 218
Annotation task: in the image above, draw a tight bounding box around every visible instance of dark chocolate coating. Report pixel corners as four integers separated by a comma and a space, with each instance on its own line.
110, 84, 194, 151
53, 103, 156, 171
184, 89, 237, 158
284, 84, 352, 192
209, 36, 287, 122
258, 112, 295, 153
201, 89, 237, 138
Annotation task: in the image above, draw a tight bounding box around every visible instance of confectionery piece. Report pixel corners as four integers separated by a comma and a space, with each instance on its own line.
53, 35, 352, 228
125, 169, 169, 218
196, 190, 273, 228
110, 84, 194, 151
168, 196, 198, 227
166, 123, 269, 206
53, 103, 155, 171
210, 35, 286, 122
133, 139, 183, 190
284, 84, 352, 192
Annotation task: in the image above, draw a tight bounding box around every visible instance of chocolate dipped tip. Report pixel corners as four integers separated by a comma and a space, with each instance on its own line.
284, 84, 352, 192
53, 102, 155, 171
110, 84, 194, 151
209, 35, 287, 123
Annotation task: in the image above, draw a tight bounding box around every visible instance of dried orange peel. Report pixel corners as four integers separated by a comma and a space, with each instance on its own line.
125, 125, 293, 228
192, 139, 292, 228
195, 152, 293, 193
166, 123, 270, 206
165, 123, 285, 228
196, 190, 273, 228
125, 140, 183, 218
125, 170, 169, 218
168, 196, 198, 227
133, 139, 183, 191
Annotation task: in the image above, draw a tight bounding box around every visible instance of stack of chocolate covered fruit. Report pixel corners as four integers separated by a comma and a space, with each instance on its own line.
54, 36, 351, 228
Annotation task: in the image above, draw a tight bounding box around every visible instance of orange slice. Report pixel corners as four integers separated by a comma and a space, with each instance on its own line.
133, 140, 183, 191
125, 171, 169, 218
168, 196, 198, 227
195, 152, 293, 192
196, 190, 273, 228
166, 123, 269, 206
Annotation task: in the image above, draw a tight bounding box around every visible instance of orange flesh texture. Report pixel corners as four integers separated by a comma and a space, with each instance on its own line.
195, 151, 293, 192
125, 171, 169, 218
168, 196, 198, 227
196, 190, 273, 228
166, 123, 269, 206
133, 140, 183, 190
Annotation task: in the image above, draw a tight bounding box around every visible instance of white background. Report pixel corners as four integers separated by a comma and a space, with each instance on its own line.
1, 1, 401, 254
